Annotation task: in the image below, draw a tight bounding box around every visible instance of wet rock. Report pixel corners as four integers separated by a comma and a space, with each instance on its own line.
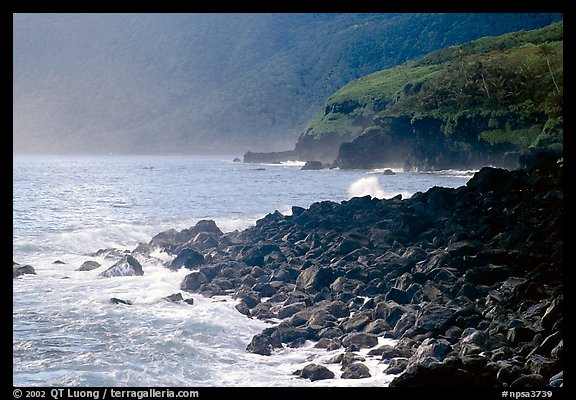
510, 374, 547, 388
295, 265, 334, 293
373, 301, 411, 329
507, 326, 536, 346
180, 271, 209, 292
252, 282, 277, 297
170, 248, 205, 271
363, 319, 391, 334
318, 327, 343, 341
246, 333, 273, 356
341, 363, 371, 379
137, 220, 222, 255
278, 303, 305, 319
13, 262, 36, 278
548, 371, 563, 387
541, 295, 562, 331
250, 302, 277, 319
392, 312, 418, 338
373, 344, 413, 360
384, 358, 409, 375
466, 167, 513, 192
110, 297, 132, 305
410, 338, 452, 364
294, 363, 334, 381
76, 260, 101, 271
325, 300, 350, 318
550, 339, 563, 359
390, 361, 499, 387
340, 310, 371, 333
191, 231, 220, 251
525, 354, 558, 379
88, 248, 128, 259
314, 338, 340, 350
385, 287, 409, 304
341, 332, 378, 349
464, 264, 516, 286
100, 255, 143, 277
164, 293, 183, 302
234, 289, 260, 309
235, 300, 251, 316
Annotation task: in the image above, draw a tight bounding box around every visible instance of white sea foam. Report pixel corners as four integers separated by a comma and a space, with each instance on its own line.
369, 167, 404, 174
348, 176, 411, 200
348, 176, 386, 199
279, 160, 306, 167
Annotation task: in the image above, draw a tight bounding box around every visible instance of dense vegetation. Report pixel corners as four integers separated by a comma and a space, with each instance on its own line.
300, 21, 563, 169
13, 13, 562, 154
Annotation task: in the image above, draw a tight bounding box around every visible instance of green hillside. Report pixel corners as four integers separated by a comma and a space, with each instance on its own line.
300, 21, 563, 168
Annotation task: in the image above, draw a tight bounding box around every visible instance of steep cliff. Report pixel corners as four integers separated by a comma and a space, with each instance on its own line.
297, 21, 563, 170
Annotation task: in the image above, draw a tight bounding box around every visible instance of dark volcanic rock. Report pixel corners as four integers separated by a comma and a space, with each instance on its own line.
76, 260, 101, 271
246, 333, 274, 356
143, 158, 563, 386
180, 271, 209, 292
164, 293, 184, 302
415, 303, 454, 333
510, 374, 547, 388
294, 363, 335, 381
13, 262, 36, 278
341, 363, 371, 379
135, 219, 222, 255
341, 332, 379, 349
170, 248, 205, 271
390, 360, 500, 387
100, 255, 143, 278
301, 160, 324, 170
385, 358, 410, 375
295, 265, 334, 293
110, 297, 133, 305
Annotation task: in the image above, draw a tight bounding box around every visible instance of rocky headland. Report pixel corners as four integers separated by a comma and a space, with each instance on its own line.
243, 22, 563, 173
129, 154, 562, 387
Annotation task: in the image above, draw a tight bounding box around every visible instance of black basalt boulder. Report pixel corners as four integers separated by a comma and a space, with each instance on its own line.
294, 363, 335, 381
180, 271, 209, 292
76, 260, 101, 271
170, 248, 205, 271
341, 362, 371, 379
246, 333, 274, 356
13, 262, 36, 278
100, 255, 144, 278
295, 265, 334, 293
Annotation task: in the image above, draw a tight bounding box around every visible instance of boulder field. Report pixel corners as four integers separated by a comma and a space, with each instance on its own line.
130, 157, 563, 386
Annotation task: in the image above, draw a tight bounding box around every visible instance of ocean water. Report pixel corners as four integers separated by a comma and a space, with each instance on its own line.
13, 154, 473, 387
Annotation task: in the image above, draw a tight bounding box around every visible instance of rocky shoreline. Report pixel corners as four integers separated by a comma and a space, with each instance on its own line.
129, 155, 562, 387
14, 156, 563, 387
